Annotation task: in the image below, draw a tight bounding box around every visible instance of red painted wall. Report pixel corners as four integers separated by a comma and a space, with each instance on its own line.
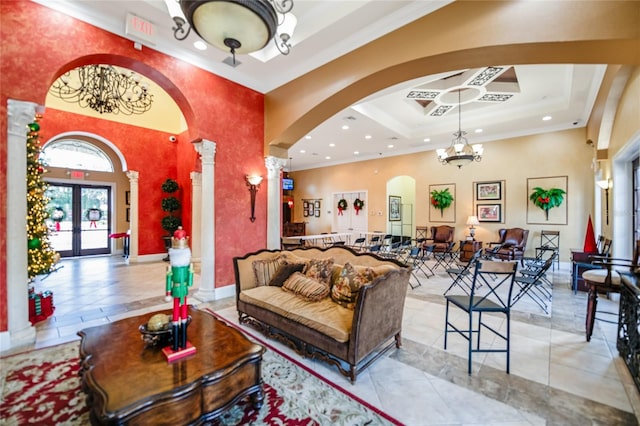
41, 109, 189, 255
0, 1, 268, 332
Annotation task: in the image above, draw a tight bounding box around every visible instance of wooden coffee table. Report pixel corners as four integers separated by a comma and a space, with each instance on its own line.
78, 306, 264, 425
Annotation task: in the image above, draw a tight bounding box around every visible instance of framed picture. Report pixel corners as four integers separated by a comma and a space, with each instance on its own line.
303, 209, 309, 217
126, 208, 130, 222
314, 200, 321, 210
389, 196, 401, 221
303, 201, 309, 210
308, 204, 315, 216
477, 204, 501, 222
476, 182, 501, 200
125, 191, 130, 206
315, 209, 320, 218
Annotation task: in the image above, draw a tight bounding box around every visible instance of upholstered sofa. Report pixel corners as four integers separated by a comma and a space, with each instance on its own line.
233, 246, 411, 383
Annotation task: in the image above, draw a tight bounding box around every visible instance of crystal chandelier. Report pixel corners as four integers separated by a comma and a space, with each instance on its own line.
436, 90, 483, 168
167, 0, 296, 63
49, 65, 153, 115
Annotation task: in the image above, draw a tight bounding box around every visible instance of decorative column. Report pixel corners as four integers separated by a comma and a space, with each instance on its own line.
193, 140, 216, 301
4, 99, 38, 349
265, 156, 287, 250
190, 171, 202, 263
125, 170, 139, 263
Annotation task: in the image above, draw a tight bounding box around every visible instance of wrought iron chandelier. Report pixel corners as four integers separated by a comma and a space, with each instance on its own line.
167, 0, 296, 63
436, 90, 483, 168
49, 65, 153, 115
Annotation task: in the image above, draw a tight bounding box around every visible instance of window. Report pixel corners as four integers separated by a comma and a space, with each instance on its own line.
41, 140, 114, 172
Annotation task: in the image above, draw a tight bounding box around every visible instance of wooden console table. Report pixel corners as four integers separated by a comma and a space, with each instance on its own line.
78, 307, 264, 425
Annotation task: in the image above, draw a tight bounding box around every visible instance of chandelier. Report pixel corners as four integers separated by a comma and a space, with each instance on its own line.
436, 90, 483, 168
49, 65, 153, 115
167, 0, 296, 63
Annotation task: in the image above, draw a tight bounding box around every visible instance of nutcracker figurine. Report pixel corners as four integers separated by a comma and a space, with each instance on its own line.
162, 226, 196, 361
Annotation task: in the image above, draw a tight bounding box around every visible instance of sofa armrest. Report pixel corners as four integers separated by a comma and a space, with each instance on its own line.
348, 268, 410, 361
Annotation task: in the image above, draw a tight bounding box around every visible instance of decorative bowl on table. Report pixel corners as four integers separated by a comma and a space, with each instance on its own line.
138, 314, 191, 348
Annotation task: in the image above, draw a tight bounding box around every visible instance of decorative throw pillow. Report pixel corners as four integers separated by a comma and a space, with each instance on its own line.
282, 272, 330, 302
330, 262, 376, 310
303, 257, 335, 287
268, 262, 306, 287
252, 257, 283, 287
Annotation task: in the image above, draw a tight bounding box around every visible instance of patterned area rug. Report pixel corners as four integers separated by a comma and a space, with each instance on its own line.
1, 334, 400, 425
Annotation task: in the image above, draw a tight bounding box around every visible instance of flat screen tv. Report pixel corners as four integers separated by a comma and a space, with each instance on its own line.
282, 178, 294, 190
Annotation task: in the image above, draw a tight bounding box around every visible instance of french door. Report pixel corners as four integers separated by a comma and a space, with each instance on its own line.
45, 183, 112, 257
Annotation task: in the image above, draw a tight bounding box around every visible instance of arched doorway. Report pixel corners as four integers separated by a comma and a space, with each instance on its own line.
42, 136, 130, 258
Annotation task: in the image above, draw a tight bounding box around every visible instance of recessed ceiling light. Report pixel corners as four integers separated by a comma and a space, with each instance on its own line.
354, 151, 359, 155
304, 135, 312, 139
193, 41, 207, 50
542, 115, 552, 121
423, 138, 431, 142
475, 128, 483, 133
299, 149, 306, 153
329, 143, 335, 147
365, 135, 372, 139
325, 156, 331, 160
342, 125, 349, 130
387, 144, 394, 149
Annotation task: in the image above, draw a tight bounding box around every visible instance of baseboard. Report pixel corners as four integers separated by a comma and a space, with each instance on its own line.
215, 283, 236, 300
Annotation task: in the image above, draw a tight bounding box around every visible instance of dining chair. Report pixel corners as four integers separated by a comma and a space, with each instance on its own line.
444, 260, 518, 375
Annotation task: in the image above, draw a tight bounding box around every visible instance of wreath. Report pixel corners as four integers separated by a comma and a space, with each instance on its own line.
430, 188, 454, 217
51, 207, 65, 222
529, 187, 566, 220
353, 198, 364, 215
86, 208, 102, 221
337, 199, 348, 216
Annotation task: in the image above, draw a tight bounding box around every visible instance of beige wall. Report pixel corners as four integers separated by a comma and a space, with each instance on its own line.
290, 128, 593, 262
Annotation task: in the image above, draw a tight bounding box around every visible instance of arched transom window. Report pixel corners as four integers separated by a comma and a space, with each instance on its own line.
42, 139, 114, 172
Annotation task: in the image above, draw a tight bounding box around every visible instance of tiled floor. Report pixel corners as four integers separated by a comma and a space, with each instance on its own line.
4, 255, 640, 425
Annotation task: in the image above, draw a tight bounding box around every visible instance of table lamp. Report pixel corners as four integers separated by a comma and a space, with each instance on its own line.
466, 215, 480, 240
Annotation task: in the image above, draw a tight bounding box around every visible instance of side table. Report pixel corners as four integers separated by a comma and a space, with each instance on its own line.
460, 240, 482, 262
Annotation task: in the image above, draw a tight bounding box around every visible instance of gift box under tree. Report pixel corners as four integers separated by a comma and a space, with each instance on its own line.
28, 289, 54, 324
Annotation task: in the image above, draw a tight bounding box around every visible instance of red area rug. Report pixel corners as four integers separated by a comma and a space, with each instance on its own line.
1, 327, 401, 425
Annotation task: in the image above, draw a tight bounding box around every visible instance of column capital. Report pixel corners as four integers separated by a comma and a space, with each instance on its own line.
126, 170, 139, 182
265, 156, 287, 179
7, 99, 39, 137
194, 139, 216, 165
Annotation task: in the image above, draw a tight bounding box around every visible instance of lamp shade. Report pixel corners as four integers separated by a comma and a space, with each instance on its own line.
181, 0, 277, 54
466, 215, 480, 226
246, 175, 263, 186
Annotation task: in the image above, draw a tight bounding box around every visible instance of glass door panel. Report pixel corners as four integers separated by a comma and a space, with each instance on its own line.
80, 186, 110, 254
46, 184, 73, 255
45, 183, 111, 257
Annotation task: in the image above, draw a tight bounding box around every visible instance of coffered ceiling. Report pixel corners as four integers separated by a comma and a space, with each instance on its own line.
34, 1, 605, 171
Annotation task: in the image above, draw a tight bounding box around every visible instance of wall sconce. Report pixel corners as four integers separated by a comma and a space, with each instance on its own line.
596, 179, 611, 225
287, 199, 294, 209
246, 175, 263, 223
466, 215, 480, 240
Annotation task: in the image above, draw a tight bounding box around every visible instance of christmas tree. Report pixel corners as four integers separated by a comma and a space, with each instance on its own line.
26, 114, 58, 280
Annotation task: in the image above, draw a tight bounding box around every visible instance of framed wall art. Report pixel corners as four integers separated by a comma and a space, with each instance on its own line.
477, 204, 501, 222
476, 182, 501, 200
473, 180, 505, 223
389, 196, 401, 221
429, 183, 456, 223
526, 175, 568, 225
